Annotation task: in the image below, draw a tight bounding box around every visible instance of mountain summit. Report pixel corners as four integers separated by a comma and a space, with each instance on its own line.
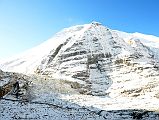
1, 22, 159, 96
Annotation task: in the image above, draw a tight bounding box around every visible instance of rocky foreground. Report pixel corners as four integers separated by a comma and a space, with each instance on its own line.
0, 69, 159, 120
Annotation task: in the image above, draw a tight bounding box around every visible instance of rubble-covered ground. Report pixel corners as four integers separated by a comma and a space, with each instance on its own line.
1, 71, 159, 120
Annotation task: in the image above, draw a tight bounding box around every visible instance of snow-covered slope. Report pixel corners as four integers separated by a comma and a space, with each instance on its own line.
114, 30, 159, 59
0, 24, 89, 74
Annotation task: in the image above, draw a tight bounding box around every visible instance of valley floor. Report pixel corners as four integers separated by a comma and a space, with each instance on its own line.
1, 93, 159, 120
1, 71, 159, 119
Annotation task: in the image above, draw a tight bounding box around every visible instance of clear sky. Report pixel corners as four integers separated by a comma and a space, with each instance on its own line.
0, 0, 159, 59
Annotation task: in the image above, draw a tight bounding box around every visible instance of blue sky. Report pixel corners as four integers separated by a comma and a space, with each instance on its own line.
0, 0, 159, 59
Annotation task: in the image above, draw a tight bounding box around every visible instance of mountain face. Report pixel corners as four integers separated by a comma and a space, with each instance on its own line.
1, 22, 159, 119
1, 22, 159, 97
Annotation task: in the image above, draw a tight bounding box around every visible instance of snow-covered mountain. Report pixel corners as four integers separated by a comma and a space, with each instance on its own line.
1, 22, 159, 96
1, 22, 159, 74
1, 22, 159, 119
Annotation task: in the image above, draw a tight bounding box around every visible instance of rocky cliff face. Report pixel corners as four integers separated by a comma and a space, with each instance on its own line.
0, 69, 30, 99
33, 22, 159, 96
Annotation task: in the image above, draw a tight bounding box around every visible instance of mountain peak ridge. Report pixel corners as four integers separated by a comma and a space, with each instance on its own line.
0, 22, 159, 75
